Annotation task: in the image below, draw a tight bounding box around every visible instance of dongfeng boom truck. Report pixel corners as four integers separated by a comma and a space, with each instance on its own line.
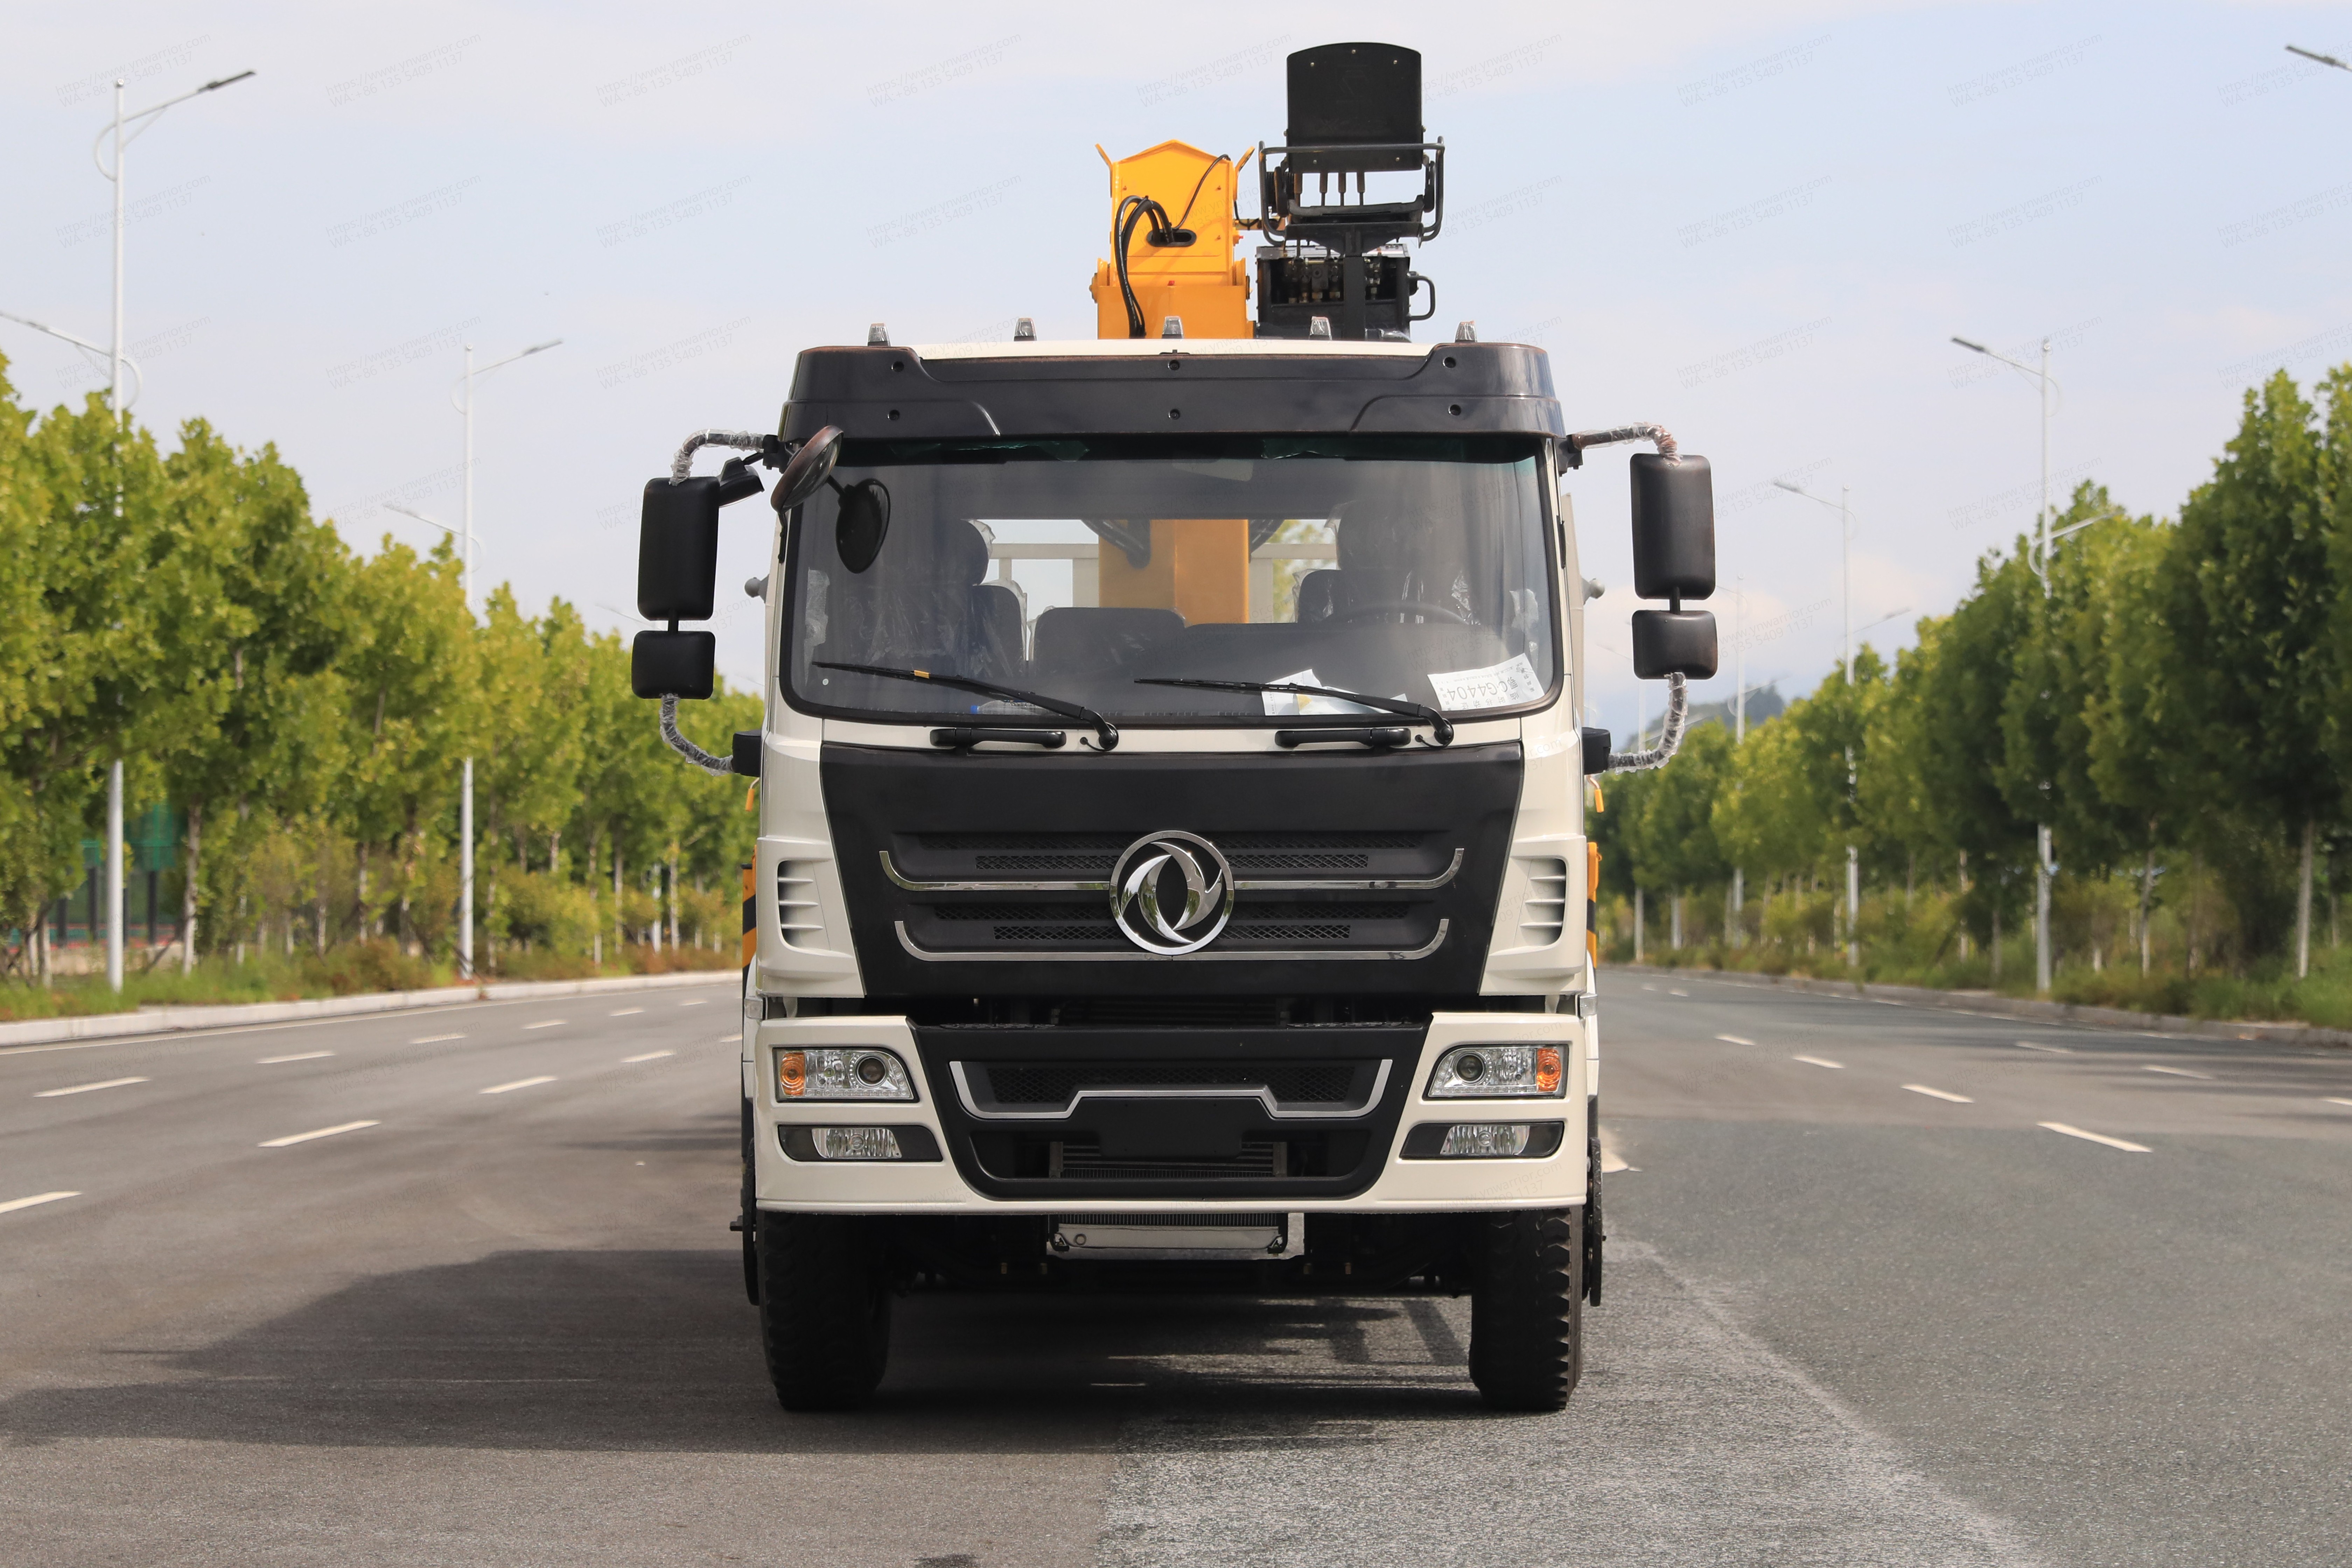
628, 42, 1717, 1412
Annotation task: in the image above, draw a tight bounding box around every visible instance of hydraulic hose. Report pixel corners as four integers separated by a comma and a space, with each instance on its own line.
670, 429, 766, 484
1568, 423, 1679, 463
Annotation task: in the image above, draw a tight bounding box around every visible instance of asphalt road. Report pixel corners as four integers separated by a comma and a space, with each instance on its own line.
2, 971, 2347, 1566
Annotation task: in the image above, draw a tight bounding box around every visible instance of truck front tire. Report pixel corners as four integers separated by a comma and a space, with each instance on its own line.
755, 1212, 891, 1410
1467, 1207, 1584, 1412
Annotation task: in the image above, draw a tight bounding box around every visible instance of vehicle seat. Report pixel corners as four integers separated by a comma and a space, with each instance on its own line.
969, 582, 1026, 681
1294, 569, 1341, 623
1031, 607, 1185, 681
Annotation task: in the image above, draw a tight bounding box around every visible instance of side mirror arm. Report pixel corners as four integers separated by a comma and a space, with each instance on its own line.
1602, 673, 1688, 773
660, 695, 734, 777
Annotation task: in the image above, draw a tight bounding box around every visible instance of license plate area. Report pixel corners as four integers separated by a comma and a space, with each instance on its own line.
1050, 1212, 1303, 1260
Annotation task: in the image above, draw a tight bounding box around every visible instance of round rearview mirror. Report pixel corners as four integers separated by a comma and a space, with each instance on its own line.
774, 426, 845, 513
835, 479, 892, 573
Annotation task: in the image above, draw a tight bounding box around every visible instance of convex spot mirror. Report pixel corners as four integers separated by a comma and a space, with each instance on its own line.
630, 629, 715, 699
833, 479, 892, 573
773, 426, 845, 513
1629, 453, 1716, 604
636, 458, 765, 623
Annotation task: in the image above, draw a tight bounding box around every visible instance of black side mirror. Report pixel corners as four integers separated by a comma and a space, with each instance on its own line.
1629, 453, 1715, 603
1631, 609, 1719, 680
636, 458, 764, 623
774, 426, 845, 513
835, 479, 892, 573
631, 630, 716, 699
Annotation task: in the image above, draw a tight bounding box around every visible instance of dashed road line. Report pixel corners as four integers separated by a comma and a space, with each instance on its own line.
1792, 1055, 1844, 1070
2038, 1121, 2150, 1153
523, 1020, 566, 1030
2141, 1064, 2212, 1080
677, 999, 707, 1008
1904, 1084, 1973, 1103
257, 1051, 333, 1064
2325, 1097, 2352, 1108
621, 1050, 674, 1064
0, 1191, 79, 1215
1716, 1034, 1756, 1046
260, 1120, 380, 1148
481, 1076, 556, 1095
610, 1007, 644, 1017
34, 1076, 149, 1098
1668, 988, 1690, 997
411, 1034, 465, 1045
2013, 1041, 2072, 1054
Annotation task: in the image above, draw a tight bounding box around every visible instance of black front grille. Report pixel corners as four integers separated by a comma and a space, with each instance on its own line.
1056, 1138, 1286, 1181
995, 924, 1117, 943
978, 1059, 1365, 1107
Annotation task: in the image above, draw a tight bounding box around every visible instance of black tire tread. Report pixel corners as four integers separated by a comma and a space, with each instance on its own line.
756, 1212, 891, 1410
1467, 1207, 1583, 1412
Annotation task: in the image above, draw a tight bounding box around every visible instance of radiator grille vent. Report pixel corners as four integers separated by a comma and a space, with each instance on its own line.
1519, 858, 1569, 946
775, 861, 827, 952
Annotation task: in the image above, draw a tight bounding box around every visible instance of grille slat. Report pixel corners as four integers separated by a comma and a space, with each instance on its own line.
1055, 1138, 1283, 1181
979, 1060, 1363, 1106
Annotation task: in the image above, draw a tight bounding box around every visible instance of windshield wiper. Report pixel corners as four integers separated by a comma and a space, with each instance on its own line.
1134, 678, 1453, 747
815, 662, 1119, 751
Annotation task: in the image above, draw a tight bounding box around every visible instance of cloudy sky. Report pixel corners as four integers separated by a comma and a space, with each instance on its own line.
5, 1, 2347, 734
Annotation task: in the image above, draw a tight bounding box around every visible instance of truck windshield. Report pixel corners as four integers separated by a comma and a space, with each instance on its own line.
783, 433, 1558, 727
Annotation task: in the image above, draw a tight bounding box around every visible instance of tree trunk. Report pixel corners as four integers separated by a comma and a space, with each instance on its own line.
2296, 815, 2314, 980
1990, 899, 2002, 982
613, 844, 624, 954
315, 828, 329, 955
1957, 850, 1971, 961
181, 801, 203, 975
355, 840, 370, 940
667, 853, 680, 949
1905, 848, 1915, 912
1633, 888, 1644, 965
1670, 892, 1682, 951
2138, 845, 2155, 975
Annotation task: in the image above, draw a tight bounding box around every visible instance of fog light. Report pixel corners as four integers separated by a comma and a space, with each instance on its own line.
814, 1126, 902, 1160
1440, 1123, 1532, 1157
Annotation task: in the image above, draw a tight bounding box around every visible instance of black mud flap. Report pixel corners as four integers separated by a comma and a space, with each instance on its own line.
741, 1096, 761, 1305
1584, 1098, 1604, 1307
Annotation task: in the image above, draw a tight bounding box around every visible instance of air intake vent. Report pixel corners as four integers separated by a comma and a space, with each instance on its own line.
1519, 858, 1568, 946
776, 861, 828, 952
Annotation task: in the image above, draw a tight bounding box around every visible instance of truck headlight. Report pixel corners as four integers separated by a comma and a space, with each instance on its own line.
775, 1047, 915, 1101
1425, 1044, 1564, 1098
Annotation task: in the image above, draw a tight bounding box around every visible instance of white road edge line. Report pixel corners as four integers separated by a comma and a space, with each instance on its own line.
2014, 1041, 2072, 1054
2141, 1064, 2213, 1080
411, 1034, 465, 1045
260, 1120, 380, 1148
2038, 1121, 2151, 1153
257, 1051, 334, 1064
481, 1076, 556, 1095
34, 1076, 150, 1098
621, 1050, 675, 1063
1904, 1084, 1974, 1103
1792, 1054, 1844, 1070
1715, 1034, 1756, 1046
610, 1008, 644, 1017
523, 1020, 566, 1030
0, 1190, 80, 1214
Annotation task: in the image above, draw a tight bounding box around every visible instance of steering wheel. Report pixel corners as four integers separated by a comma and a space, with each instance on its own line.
1330, 600, 1472, 625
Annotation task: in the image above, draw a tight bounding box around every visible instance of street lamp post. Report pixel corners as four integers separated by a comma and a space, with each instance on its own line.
444, 340, 561, 981
85, 67, 255, 992
1952, 332, 2060, 995
1773, 476, 1860, 964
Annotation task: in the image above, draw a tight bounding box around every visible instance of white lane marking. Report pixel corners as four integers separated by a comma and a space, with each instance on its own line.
1716, 1034, 1756, 1046
677, 999, 707, 1008
481, 1076, 556, 1094
621, 1050, 675, 1064
610, 1007, 644, 1017
2141, 1064, 2213, 1080
1601, 1152, 1631, 1173
411, 1034, 466, 1045
523, 1020, 566, 1030
34, 1076, 150, 1098
1904, 1084, 1974, 1104
1668, 988, 1689, 997
2013, 1041, 2072, 1054
0, 1190, 80, 1214
1793, 1055, 1845, 1070
1640, 984, 1659, 992
2038, 1121, 2151, 1153
260, 1120, 380, 1148
257, 1051, 334, 1064
2325, 1097, 2352, 1107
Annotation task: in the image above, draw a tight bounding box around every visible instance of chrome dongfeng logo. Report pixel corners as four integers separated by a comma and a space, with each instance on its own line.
1108, 832, 1236, 955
